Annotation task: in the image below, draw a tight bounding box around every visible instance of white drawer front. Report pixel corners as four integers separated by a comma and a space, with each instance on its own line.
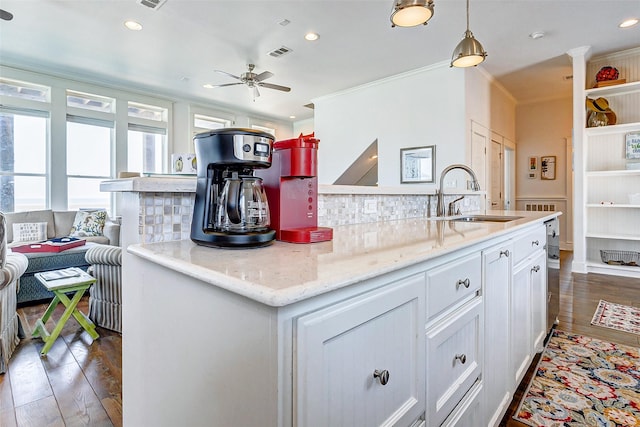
513, 224, 546, 265
426, 299, 482, 427
426, 252, 481, 321
296, 274, 425, 427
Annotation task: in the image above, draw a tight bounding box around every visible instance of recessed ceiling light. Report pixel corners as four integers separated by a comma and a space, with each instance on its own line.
529, 31, 545, 40
203, 84, 215, 89
289, 115, 296, 119
619, 18, 639, 28
304, 32, 320, 41
124, 20, 143, 31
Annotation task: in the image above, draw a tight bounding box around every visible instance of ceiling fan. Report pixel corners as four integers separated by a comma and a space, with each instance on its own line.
210, 64, 291, 100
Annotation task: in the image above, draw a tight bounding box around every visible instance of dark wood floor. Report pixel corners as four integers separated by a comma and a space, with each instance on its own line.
0, 298, 121, 427
501, 250, 640, 427
0, 251, 637, 427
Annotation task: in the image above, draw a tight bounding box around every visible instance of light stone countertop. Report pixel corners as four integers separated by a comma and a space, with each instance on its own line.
128, 210, 558, 307
101, 176, 488, 196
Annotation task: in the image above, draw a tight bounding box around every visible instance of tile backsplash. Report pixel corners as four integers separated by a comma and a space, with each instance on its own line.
138, 191, 482, 243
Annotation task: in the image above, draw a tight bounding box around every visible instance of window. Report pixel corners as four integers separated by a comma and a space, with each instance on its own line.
66, 117, 112, 210
128, 126, 165, 174
193, 113, 231, 137
127, 102, 168, 174
67, 90, 114, 113
0, 109, 49, 212
0, 78, 50, 103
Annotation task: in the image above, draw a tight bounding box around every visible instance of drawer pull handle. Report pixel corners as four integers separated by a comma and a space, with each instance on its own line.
532, 240, 540, 246
532, 265, 541, 273
456, 278, 471, 289
455, 354, 467, 364
500, 249, 510, 258
373, 369, 390, 385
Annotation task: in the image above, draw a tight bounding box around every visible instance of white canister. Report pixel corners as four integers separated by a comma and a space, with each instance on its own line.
171, 153, 197, 174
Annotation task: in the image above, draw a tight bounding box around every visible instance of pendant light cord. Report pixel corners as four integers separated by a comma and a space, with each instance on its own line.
466, 0, 470, 31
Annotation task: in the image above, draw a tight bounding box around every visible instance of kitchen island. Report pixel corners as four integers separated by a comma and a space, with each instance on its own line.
124, 211, 558, 427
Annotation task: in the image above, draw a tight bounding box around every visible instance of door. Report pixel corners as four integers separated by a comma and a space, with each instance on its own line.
530, 250, 548, 353
490, 136, 503, 210
483, 242, 512, 426
511, 260, 532, 391
295, 274, 425, 427
503, 138, 516, 211
471, 121, 488, 207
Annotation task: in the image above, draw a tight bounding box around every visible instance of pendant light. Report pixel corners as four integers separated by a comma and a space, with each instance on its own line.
390, 0, 434, 28
450, 0, 487, 68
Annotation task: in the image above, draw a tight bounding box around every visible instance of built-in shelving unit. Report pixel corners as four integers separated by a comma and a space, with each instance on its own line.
583, 76, 640, 277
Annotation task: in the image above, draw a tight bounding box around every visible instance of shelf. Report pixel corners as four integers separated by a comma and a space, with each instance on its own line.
585, 169, 640, 177
586, 204, 640, 208
586, 233, 640, 241
585, 80, 640, 97
585, 122, 640, 136
586, 261, 640, 278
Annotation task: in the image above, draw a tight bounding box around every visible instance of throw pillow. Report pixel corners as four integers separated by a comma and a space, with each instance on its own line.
12, 222, 48, 243
70, 210, 107, 237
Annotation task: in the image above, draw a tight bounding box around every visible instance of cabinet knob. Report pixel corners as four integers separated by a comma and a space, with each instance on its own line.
500, 249, 510, 258
373, 369, 390, 385
456, 278, 471, 289
532, 265, 541, 273
532, 240, 540, 246
454, 354, 467, 364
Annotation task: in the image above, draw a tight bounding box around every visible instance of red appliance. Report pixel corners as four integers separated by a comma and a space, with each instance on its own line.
258, 133, 333, 243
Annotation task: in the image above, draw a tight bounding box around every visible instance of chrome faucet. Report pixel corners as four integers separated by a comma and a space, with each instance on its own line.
448, 195, 465, 216
436, 164, 481, 217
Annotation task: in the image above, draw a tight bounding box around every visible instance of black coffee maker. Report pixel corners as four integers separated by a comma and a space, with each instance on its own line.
191, 128, 276, 248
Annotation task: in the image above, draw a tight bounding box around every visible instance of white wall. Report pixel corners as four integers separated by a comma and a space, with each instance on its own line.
516, 96, 573, 247
314, 62, 466, 187
516, 97, 572, 198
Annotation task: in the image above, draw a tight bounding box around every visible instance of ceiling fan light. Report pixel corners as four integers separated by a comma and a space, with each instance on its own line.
451, 30, 487, 67
390, 0, 434, 27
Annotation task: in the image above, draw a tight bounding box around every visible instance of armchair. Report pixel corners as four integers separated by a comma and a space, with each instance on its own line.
1, 213, 28, 374
85, 245, 122, 333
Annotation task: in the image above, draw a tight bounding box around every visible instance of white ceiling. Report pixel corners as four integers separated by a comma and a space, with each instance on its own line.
0, 1, 638, 122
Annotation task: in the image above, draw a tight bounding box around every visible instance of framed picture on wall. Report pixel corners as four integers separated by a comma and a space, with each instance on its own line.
626, 132, 640, 159
400, 146, 435, 183
528, 156, 538, 179
541, 155, 556, 180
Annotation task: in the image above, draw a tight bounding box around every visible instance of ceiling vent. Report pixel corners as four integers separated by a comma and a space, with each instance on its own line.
138, 0, 167, 10
268, 46, 293, 58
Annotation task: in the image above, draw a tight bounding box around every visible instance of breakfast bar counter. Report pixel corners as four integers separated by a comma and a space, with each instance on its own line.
123, 210, 559, 427
127, 211, 554, 307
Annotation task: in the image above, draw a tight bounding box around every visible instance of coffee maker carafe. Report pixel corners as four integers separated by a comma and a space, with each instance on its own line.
191, 128, 276, 248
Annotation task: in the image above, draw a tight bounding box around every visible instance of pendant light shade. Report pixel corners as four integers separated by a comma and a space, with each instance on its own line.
450, 0, 487, 67
390, 0, 434, 27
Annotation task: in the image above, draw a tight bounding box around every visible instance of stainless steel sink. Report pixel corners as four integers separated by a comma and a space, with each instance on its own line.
450, 215, 523, 223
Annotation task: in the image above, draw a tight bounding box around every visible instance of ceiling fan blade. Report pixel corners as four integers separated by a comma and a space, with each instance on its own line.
258, 82, 291, 92
209, 82, 244, 88
254, 71, 274, 82
213, 70, 241, 80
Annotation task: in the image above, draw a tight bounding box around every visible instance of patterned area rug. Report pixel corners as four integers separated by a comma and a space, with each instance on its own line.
591, 300, 640, 335
514, 330, 640, 427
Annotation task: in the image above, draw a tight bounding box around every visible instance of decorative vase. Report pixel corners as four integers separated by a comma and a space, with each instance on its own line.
588, 111, 608, 127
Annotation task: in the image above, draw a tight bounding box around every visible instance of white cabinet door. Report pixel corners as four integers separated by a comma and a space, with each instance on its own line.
510, 259, 532, 391
482, 242, 512, 426
530, 250, 548, 354
295, 273, 425, 427
426, 298, 482, 427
